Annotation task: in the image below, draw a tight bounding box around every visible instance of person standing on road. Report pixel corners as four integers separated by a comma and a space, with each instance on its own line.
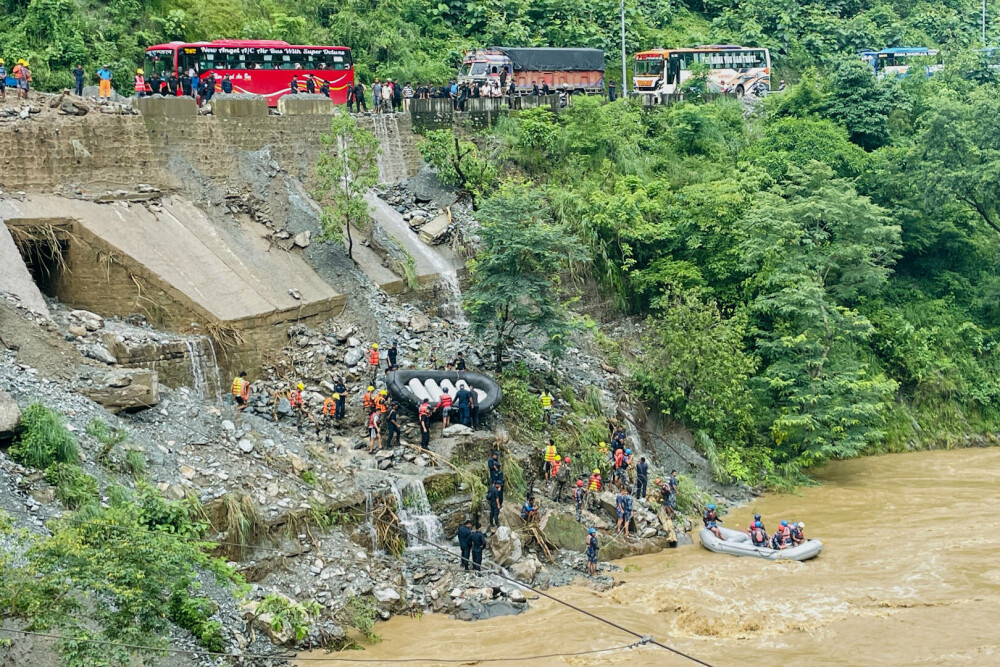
608, 79, 617, 102
402, 82, 413, 111
221, 74, 233, 94
353, 80, 367, 112
458, 519, 473, 570
372, 78, 383, 113
392, 77, 403, 112
180, 70, 192, 98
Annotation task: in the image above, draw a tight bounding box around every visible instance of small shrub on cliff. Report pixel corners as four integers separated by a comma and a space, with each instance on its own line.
10, 403, 78, 469
44, 463, 98, 510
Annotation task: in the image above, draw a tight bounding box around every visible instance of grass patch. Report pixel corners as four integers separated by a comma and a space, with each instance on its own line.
86, 418, 127, 464
217, 493, 266, 559
424, 474, 460, 507
44, 462, 98, 510
300, 469, 318, 487
337, 595, 381, 645
124, 449, 147, 478
169, 593, 224, 652
10, 403, 78, 469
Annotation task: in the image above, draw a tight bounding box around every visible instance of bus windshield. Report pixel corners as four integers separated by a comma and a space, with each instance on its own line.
634, 58, 663, 75
463, 61, 488, 76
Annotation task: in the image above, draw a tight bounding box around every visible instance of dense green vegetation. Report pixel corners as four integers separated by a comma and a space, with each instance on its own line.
4, 0, 1000, 90
438, 55, 1000, 485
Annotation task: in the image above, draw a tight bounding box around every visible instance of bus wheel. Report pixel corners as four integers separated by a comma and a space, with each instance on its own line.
735, 85, 745, 98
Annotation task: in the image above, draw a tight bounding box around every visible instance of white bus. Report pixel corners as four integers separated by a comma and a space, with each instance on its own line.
633, 45, 771, 97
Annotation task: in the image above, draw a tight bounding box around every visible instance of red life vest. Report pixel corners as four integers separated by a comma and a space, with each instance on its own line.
363, 391, 375, 409
289, 390, 303, 407
134, 75, 145, 92
322, 398, 335, 415
437, 393, 452, 409
419, 403, 432, 418
374, 394, 388, 413
369, 349, 380, 365
613, 450, 624, 469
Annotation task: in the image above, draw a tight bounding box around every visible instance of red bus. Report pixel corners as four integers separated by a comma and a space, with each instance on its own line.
144, 40, 354, 105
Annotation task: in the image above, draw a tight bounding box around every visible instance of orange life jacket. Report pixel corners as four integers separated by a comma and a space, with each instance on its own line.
134, 75, 145, 92
588, 473, 602, 492
322, 397, 335, 415
369, 349, 380, 365
289, 390, 303, 407
374, 394, 388, 413
551, 460, 561, 476
363, 391, 375, 409
418, 403, 432, 418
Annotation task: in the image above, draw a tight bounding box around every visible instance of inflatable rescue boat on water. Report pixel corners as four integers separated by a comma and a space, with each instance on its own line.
386, 370, 502, 417
699, 526, 823, 561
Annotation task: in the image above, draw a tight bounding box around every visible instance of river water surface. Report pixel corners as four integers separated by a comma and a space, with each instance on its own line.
300, 448, 1000, 666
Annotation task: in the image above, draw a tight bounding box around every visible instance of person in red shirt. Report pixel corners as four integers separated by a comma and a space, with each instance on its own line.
435, 388, 453, 428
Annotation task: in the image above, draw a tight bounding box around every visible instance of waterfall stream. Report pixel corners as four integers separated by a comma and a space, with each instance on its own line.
365, 477, 445, 551
184, 337, 222, 403
371, 114, 409, 185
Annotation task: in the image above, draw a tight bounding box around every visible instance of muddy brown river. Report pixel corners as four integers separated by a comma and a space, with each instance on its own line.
300, 448, 1000, 665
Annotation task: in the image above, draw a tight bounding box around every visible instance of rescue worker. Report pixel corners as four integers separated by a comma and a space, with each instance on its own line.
667, 470, 679, 514
635, 456, 648, 500
319, 79, 330, 98
654, 478, 673, 517
167, 72, 179, 96
322, 394, 336, 423
367, 409, 381, 453
387, 341, 398, 368
385, 401, 401, 448
486, 481, 503, 529
72, 63, 84, 97
368, 343, 380, 383
469, 388, 480, 430
97, 64, 113, 100
552, 456, 571, 502
290, 75, 299, 94
333, 377, 347, 419
133, 68, 146, 98
749, 521, 769, 547
469, 524, 486, 572
772, 520, 792, 550
543, 439, 558, 478
454, 352, 466, 371
586, 468, 602, 510
148, 72, 161, 96
374, 389, 389, 415
574, 480, 585, 521
306, 73, 316, 94
418, 398, 432, 448
231, 371, 250, 410
487, 451, 501, 483
586, 528, 599, 575
363, 385, 376, 414
435, 388, 453, 428
752, 513, 766, 535
703, 503, 723, 539
455, 383, 471, 426
790, 521, 805, 546
520, 496, 539, 523
221, 74, 233, 94
540, 390, 554, 424
289, 382, 305, 423
458, 519, 473, 570
616, 487, 633, 538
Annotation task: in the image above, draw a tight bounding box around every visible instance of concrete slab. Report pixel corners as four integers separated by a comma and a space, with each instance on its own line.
0, 196, 343, 325
0, 223, 49, 317
365, 192, 462, 284
418, 213, 450, 245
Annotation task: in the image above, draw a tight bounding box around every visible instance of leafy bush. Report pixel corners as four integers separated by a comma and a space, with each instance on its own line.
337, 595, 380, 644
258, 593, 322, 643
44, 463, 98, 510
10, 403, 78, 470
169, 593, 225, 652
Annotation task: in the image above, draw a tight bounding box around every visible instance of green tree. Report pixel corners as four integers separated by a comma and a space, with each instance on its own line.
315, 111, 380, 260
632, 292, 758, 453
742, 163, 901, 464
912, 88, 1000, 237
464, 185, 587, 369
822, 58, 896, 151
418, 129, 497, 209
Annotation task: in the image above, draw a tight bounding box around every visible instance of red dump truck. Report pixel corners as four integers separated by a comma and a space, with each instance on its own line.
459, 47, 605, 95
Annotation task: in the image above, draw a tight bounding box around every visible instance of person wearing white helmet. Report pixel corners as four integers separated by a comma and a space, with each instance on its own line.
790, 521, 806, 546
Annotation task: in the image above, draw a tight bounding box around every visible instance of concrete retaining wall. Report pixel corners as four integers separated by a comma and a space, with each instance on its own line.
277, 96, 338, 115
212, 97, 270, 117
135, 96, 198, 117
0, 113, 419, 191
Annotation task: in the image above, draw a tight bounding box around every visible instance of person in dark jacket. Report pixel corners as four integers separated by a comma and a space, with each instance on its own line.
306, 74, 316, 94
333, 377, 347, 419
387, 341, 398, 368
487, 451, 501, 483
290, 76, 299, 94
469, 525, 487, 572
353, 82, 367, 112
385, 402, 401, 448
457, 519, 473, 570
181, 72, 192, 97
167, 73, 179, 96
73, 64, 84, 96
486, 482, 503, 529
635, 457, 648, 500
456, 385, 471, 426
392, 79, 403, 111
608, 79, 617, 102
221, 75, 233, 94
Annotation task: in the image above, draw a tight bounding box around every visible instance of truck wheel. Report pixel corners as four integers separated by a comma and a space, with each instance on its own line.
735, 85, 745, 98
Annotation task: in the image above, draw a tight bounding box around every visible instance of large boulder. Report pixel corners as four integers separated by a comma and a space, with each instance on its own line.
509, 554, 541, 584
0, 390, 22, 443
79, 369, 159, 413
540, 511, 589, 553
487, 526, 522, 566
